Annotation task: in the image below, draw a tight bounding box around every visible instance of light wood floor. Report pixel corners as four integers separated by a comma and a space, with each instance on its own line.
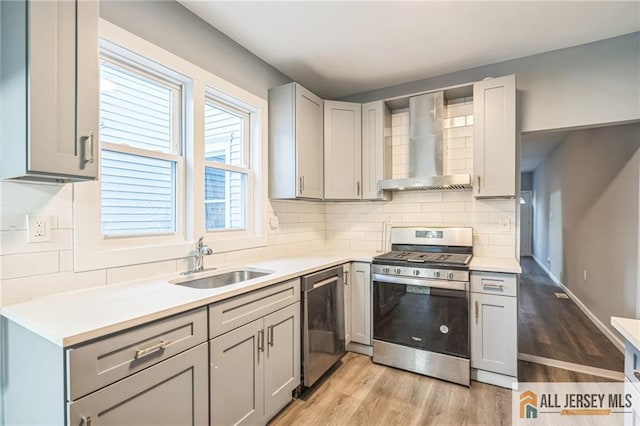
518, 257, 624, 372
270, 353, 614, 426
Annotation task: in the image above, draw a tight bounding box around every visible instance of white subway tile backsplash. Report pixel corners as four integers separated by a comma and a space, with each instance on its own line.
1, 252, 59, 280
421, 202, 466, 212
384, 202, 422, 213
57, 207, 73, 229
1, 269, 107, 306
106, 260, 178, 285
59, 250, 73, 272
0, 229, 73, 255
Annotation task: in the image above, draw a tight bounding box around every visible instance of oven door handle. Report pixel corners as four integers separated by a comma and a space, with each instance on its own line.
372, 273, 467, 291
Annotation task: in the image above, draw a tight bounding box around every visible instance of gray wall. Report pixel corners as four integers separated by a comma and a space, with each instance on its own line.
100, 0, 291, 100
341, 33, 640, 134
532, 123, 640, 337
521, 172, 533, 191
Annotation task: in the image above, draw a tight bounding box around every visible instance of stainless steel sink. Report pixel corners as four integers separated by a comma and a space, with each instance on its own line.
170, 268, 274, 289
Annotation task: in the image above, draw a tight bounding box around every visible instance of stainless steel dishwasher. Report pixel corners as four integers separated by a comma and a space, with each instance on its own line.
301, 266, 346, 387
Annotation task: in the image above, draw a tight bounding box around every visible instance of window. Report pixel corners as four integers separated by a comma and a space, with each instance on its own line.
74, 21, 267, 272
99, 57, 183, 237
204, 99, 250, 231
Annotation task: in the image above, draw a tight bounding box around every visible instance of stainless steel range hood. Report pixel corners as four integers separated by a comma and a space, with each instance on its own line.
378, 92, 472, 192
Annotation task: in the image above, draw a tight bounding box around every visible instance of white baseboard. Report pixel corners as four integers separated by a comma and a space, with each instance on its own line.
472, 369, 518, 390
347, 342, 373, 356
518, 353, 624, 381
531, 255, 624, 352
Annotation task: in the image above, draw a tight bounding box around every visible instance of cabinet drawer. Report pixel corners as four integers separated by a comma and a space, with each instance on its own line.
67, 307, 207, 401
471, 272, 517, 297
209, 279, 300, 339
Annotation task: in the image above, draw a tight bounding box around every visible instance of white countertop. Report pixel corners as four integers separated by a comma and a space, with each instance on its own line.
469, 256, 522, 274
1, 251, 520, 348
612, 316, 639, 350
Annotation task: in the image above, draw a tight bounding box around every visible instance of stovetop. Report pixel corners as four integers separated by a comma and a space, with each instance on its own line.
373, 250, 472, 268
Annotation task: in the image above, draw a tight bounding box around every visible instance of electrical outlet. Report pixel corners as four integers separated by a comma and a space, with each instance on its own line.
499, 217, 511, 232
26, 215, 51, 243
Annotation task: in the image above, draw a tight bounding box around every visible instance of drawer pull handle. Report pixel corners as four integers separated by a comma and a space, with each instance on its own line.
135, 339, 171, 359
81, 416, 92, 426
482, 283, 504, 291
268, 325, 274, 347
634, 371, 640, 381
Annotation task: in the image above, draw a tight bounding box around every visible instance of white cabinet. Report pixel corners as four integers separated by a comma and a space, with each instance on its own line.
324, 101, 362, 199
473, 74, 516, 198
361, 101, 392, 200
210, 303, 300, 425
470, 272, 518, 379
0, 0, 99, 181
350, 262, 372, 346
269, 82, 324, 199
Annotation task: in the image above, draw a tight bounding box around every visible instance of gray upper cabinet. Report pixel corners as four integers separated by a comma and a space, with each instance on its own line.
0, 0, 99, 181
361, 101, 392, 201
269, 82, 324, 199
473, 75, 516, 198
324, 101, 362, 200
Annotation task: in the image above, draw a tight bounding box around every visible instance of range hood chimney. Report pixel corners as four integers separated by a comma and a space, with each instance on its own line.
378, 92, 472, 192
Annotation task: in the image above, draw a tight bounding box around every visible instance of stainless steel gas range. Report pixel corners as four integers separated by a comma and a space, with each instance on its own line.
372, 227, 473, 386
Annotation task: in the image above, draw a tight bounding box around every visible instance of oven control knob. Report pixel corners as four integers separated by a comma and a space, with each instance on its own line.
413, 269, 420, 276
394, 268, 401, 274
435, 271, 441, 278
383, 267, 390, 274
448, 272, 454, 279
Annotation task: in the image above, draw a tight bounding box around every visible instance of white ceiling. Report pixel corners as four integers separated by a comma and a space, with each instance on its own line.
521, 131, 568, 172
180, 1, 639, 99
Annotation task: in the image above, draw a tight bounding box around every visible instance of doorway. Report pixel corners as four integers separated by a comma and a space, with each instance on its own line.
519, 191, 532, 256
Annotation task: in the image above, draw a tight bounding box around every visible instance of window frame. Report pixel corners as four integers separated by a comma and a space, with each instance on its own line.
74, 20, 268, 272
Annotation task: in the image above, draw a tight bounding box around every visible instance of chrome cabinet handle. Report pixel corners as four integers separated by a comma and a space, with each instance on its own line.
475, 301, 479, 324
81, 416, 92, 426
343, 270, 349, 285
357, 181, 361, 197
477, 175, 481, 192
299, 177, 303, 195
258, 329, 264, 352
81, 132, 94, 168
135, 339, 171, 359
483, 283, 504, 291
268, 325, 274, 347
302, 176, 305, 192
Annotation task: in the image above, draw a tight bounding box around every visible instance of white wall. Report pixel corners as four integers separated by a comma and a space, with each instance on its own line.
532, 122, 640, 337
342, 33, 640, 134
99, 0, 291, 100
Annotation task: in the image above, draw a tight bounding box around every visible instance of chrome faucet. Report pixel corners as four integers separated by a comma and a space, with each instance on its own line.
193, 237, 213, 273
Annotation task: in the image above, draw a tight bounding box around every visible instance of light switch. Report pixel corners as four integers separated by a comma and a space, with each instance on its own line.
499, 217, 511, 233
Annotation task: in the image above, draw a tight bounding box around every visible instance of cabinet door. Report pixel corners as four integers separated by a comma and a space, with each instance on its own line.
473, 75, 516, 198
470, 292, 517, 377
264, 303, 301, 421
69, 343, 208, 426
210, 319, 264, 426
344, 266, 352, 345
361, 101, 392, 200
351, 262, 372, 345
295, 84, 324, 199
324, 101, 362, 199
29, 0, 98, 179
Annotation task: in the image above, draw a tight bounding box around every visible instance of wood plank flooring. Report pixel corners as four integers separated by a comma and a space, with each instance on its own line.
518, 257, 624, 372
270, 353, 617, 426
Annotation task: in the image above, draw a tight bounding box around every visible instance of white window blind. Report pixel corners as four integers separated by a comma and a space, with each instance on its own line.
99, 57, 182, 237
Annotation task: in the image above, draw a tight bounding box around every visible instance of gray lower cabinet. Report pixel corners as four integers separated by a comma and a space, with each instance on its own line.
470, 272, 518, 383
210, 302, 301, 426
69, 343, 208, 426
350, 262, 372, 346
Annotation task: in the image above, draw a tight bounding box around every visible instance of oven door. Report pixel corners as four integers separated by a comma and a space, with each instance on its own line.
372, 273, 469, 358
